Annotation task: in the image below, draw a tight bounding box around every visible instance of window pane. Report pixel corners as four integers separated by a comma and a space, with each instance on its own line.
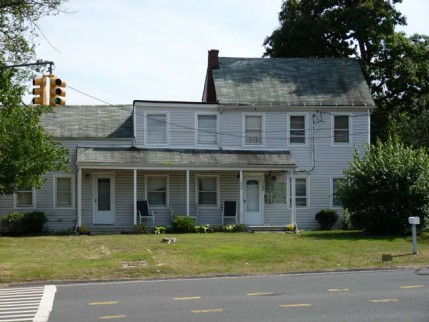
332, 178, 342, 207
334, 116, 349, 143
98, 179, 111, 211
147, 114, 167, 143
17, 189, 33, 207
245, 116, 262, 144
198, 177, 217, 205
148, 177, 167, 205
198, 115, 217, 144
290, 116, 306, 143
57, 177, 72, 207
289, 179, 307, 208
271, 181, 286, 203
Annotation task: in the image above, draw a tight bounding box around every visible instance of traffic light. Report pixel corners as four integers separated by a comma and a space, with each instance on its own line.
49, 75, 66, 107
32, 77, 47, 105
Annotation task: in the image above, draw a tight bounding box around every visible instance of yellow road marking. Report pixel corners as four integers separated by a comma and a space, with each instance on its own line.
99, 315, 126, 320
191, 308, 223, 313
173, 296, 201, 301
247, 292, 275, 296
400, 285, 424, 289
328, 288, 349, 292
279, 303, 312, 308
89, 301, 119, 306
369, 299, 399, 303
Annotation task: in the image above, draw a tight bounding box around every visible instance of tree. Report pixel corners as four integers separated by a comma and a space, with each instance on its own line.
337, 137, 429, 234
0, 0, 68, 195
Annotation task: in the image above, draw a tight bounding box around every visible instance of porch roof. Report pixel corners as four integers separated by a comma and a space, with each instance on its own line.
77, 148, 295, 170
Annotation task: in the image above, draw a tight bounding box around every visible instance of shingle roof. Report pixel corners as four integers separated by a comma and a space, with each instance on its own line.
77, 148, 295, 169
212, 57, 375, 106
41, 105, 133, 138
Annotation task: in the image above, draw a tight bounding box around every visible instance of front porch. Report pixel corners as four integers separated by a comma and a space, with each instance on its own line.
76, 148, 298, 231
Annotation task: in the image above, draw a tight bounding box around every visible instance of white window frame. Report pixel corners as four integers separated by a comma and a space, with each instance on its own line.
195, 175, 220, 208
243, 113, 265, 146
54, 174, 75, 209
331, 177, 343, 209
288, 176, 309, 209
195, 112, 219, 146
144, 111, 170, 146
332, 113, 352, 145
288, 113, 308, 145
14, 187, 36, 209
145, 175, 169, 207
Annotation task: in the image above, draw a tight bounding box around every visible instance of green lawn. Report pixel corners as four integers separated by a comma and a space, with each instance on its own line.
0, 231, 428, 285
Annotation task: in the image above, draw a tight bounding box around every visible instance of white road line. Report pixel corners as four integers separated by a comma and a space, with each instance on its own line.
0, 285, 56, 322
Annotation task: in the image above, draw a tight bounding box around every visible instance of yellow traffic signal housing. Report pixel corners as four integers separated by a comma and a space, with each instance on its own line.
32, 77, 47, 105
49, 76, 66, 107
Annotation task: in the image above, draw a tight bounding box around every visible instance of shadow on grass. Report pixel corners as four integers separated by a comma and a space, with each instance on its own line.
299, 230, 403, 242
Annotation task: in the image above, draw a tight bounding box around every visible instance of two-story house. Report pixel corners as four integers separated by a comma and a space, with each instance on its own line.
0, 50, 375, 233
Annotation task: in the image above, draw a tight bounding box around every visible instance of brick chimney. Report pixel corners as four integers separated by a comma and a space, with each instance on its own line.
204, 49, 219, 103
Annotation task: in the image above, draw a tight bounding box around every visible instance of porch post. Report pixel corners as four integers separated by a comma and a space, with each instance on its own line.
77, 167, 82, 227
186, 170, 190, 216
291, 171, 296, 227
239, 170, 243, 224
133, 169, 137, 225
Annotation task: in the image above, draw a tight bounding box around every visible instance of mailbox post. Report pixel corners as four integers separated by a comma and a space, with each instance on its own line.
408, 217, 420, 255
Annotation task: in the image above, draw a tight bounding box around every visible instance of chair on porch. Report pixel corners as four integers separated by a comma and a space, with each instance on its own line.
222, 201, 238, 225
137, 200, 155, 226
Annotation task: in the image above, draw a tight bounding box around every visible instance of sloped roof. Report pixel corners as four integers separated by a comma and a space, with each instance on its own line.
77, 148, 295, 169
41, 105, 133, 138
212, 57, 375, 106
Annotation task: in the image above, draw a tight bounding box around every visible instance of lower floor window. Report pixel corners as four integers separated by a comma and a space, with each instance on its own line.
56, 177, 73, 207
197, 177, 218, 205
16, 187, 34, 208
332, 178, 343, 207
147, 176, 167, 205
289, 178, 307, 207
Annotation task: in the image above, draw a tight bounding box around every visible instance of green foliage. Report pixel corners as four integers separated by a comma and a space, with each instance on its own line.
206, 225, 223, 233
172, 216, 196, 233
195, 225, 209, 233
134, 223, 151, 234
341, 209, 352, 230
154, 226, 167, 234
0, 211, 47, 235
315, 210, 339, 230
223, 224, 247, 233
77, 225, 89, 235
337, 137, 429, 234
0, 105, 69, 195
285, 224, 296, 232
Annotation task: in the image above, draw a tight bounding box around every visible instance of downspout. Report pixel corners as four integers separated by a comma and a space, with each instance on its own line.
76, 166, 82, 231
219, 104, 223, 149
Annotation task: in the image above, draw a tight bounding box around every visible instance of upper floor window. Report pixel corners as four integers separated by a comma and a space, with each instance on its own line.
289, 115, 306, 144
146, 113, 168, 144
333, 115, 350, 144
197, 114, 218, 145
147, 176, 167, 206
244, 114, 263, 145
197, 176, 218, 206
55, 176, 74, 208
15, 187, 35, 208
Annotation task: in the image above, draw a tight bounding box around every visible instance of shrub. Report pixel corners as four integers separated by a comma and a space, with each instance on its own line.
338, 137, 429, 234
154, 226, 167, 234
134, 223, 151, 234
315, 209, 338, 230
172, 216, 196, 233
195, 225, 209, 233
0, 211, 47, 235
77, 225, 89, 235
207, 225, 223, 233
223, 224, 247, 232
285, 224, 295, 232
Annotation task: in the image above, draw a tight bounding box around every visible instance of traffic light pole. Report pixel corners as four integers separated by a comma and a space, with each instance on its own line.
1, 61, 55, 74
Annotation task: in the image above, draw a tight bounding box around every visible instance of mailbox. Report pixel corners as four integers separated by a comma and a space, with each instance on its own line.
408, 217, 420, 225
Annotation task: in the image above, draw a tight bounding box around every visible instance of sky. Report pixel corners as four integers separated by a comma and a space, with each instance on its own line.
25, 0, 429, 106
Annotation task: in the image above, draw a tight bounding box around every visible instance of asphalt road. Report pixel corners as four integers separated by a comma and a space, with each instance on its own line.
48, 269, 429, 322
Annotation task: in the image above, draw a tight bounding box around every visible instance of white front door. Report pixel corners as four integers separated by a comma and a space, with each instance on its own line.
243, 175, 263, 225
94, 174, 115, 224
